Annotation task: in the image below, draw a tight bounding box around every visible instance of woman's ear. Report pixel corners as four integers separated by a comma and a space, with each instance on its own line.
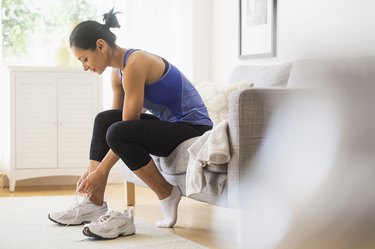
96, 39, 106, 51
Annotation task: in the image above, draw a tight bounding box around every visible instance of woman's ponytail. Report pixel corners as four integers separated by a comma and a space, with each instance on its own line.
103, 7, 121, 29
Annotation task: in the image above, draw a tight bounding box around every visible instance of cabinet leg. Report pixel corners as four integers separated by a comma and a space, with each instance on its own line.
124, 181, 135, 206
9, 179, 16, 192
0, 175, 3, 188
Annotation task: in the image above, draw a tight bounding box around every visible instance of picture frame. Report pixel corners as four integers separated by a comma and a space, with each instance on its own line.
239, 0, 277, 58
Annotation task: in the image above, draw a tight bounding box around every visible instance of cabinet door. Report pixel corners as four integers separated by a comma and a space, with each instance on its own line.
15, 76, 58, 169
57, 78, 99, 168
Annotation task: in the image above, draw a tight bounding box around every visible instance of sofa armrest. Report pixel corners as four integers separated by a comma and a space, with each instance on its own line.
226, 87, 298, 208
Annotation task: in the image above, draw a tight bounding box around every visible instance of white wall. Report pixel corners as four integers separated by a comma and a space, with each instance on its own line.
212, 0, 375, 82
0, 0, 2, 66
116, 0, 212, 85
192, 0, 213, 83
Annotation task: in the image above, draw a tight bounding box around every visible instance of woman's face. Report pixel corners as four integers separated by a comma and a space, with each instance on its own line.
72, 40, 108, 74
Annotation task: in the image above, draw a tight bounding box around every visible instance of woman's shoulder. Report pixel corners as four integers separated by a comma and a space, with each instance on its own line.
125, 50, 162, 74
124, 49, 147, 67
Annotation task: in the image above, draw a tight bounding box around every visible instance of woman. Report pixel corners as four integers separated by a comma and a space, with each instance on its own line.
48, 9, 212, 238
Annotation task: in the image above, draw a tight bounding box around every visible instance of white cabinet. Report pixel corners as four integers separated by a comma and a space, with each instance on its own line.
2, 67, 102, 191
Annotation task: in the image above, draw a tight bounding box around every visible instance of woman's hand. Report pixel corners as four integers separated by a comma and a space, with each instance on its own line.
76, 170, 89, 191
77, 168, 108, 195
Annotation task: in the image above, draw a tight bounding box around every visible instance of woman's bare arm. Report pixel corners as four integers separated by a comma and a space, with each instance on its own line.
111, 68, 124, 109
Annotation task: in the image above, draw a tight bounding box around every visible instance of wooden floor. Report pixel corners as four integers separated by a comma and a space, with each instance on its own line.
0, 183, 240, 249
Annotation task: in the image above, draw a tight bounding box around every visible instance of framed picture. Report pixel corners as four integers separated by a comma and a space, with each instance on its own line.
239, 0, 277, 58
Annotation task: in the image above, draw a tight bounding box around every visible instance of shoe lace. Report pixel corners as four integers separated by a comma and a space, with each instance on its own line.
69, 195, 89, 210
65, 190, 92, 227
97, 211, 115, 223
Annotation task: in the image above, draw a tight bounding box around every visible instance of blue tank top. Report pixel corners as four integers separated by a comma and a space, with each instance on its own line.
119, 49, 212, 126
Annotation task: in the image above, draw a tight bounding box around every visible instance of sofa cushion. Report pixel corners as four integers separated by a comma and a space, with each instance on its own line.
196, 81, 253, 125
287, 59, 338, 87
229, 63, 292, 87
287, 58, 372, 87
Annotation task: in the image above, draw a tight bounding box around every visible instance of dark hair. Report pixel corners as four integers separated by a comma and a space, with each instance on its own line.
69, 7, 121, 50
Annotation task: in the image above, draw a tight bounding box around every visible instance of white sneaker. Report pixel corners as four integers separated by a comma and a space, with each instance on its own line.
48, 198, 108, 226
83, 208, 136, 239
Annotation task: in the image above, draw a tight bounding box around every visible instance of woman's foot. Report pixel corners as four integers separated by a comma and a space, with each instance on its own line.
156, 185, 182, 228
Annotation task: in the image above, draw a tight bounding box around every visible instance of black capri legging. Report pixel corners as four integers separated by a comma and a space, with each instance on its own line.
89, 109, 212, 171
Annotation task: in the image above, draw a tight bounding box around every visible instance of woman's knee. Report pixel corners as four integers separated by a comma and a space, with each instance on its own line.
106, 122, 127, 149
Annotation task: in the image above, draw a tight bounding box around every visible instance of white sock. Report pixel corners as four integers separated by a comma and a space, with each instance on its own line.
156, 185, 182, 228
